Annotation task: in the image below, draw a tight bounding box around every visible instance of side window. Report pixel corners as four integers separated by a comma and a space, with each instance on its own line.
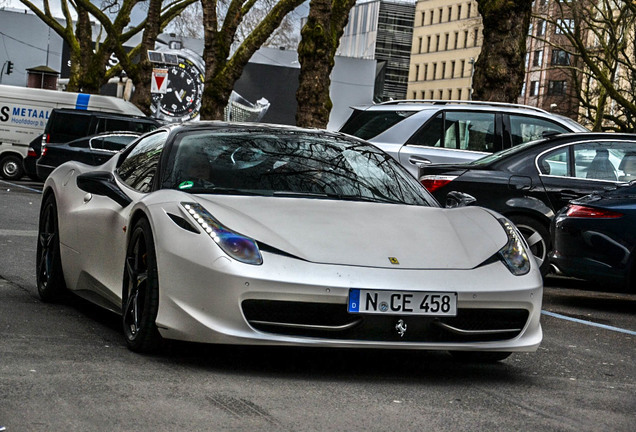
538, 147, 569, 176
444, 111, 496, 152
573, 142, 628, 182
48, 112, 91, 142
117, 131, 168, 193
91, 135, 138, 152
409, 113, 443, 147
509, 115, 569, 146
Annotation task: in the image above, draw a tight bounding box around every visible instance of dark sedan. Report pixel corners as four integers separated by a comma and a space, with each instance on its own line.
551, 183, 636, 291
36, 132, 140, 179
418, 133, 636, 275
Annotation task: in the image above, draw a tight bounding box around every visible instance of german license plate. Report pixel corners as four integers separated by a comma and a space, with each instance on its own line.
348, 289, 457, 316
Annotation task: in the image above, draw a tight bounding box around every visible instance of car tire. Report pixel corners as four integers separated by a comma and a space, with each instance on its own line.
122, 218, 162, 353
0, 154, 25, 180
450, 351, 512, 363
509, 215, 551, 277
36, 194, 67, 301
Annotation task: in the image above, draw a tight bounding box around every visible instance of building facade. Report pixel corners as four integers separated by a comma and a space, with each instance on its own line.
518, 0, 581, 120
407, 0, 483, 101
338, 0, 416, 101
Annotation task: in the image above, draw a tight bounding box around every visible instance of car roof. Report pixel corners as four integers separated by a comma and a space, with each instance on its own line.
350, 99, 554, 115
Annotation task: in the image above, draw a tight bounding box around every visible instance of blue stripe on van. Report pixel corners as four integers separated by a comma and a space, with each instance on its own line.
75, 93, 90, 110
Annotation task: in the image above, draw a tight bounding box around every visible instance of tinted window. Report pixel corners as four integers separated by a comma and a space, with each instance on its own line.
96, 118, 158, 134
47, 112, 91, 142
409, 111, 496, 152
161, 130, 434, 206
509, 115, 569, 146
339, 110, 415, 140
117, 131, 168, 193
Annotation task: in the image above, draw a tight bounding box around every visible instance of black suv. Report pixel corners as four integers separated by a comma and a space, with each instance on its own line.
25, 109, 160, 180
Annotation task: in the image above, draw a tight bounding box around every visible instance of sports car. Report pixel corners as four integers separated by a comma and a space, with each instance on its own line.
37, 122, 542, 361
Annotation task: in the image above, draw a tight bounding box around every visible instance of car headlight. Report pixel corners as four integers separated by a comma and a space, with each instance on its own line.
181, 202, 263, 265
497, 218, 530, 276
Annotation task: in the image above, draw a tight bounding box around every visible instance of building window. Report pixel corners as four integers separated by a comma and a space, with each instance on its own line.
448, 6, 452, 21
433, 63, 438, 80
464, 30, 469, 48
438, 89, 443, 99
424, 64, 428, 81
551, 49, 570, 65
454, 31, 459, 49
415, 64, 420, 81
556, 19, 574, 34
548, 80, 567, 95
467, 2, 471, 18
445, 33, 449, 50
473, 28, 479, 47
418, 37, 422, 53
521, 82, 526, 97
439, 8, 443, 23
530, 81, 540, 96
429, 90, 434, 99
451, 60, 456, 78
427, 36, 431, 53
447, 89, 453, 99
430, 10, 434, 25
421, 90, 426, 99
536, 19, 546, 36
421, 11, 426, 26
457, 5, 462, 20
458, 88, 463, 99
441, 62, 446, 79
461, 59, 466, 77
532, 50, 543, 67
413, 91, 417, 99
436, 34, 440, 51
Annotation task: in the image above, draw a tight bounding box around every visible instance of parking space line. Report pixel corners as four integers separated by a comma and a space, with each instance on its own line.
542, 310, 636, 336
0, 180, 43, 194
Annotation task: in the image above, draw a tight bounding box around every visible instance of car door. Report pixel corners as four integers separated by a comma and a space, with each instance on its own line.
399, 110, 501, 172
537, 139, 636, 212
73, 131, 168, 305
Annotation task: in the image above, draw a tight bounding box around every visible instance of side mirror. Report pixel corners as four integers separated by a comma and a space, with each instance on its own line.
445, 191, 476, 208
77, 171, 132, 207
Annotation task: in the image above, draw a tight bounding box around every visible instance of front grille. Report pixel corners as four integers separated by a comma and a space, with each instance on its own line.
241, 300, 529, 343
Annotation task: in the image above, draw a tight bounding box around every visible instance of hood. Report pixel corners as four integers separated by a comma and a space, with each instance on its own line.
192, 196, 508, 270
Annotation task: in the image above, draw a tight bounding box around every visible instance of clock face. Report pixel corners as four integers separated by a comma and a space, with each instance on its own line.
151, 57, 204, 122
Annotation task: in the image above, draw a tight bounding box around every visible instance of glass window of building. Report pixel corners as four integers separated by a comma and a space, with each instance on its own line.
548, 80, 567, 95
551, 49, 570, 65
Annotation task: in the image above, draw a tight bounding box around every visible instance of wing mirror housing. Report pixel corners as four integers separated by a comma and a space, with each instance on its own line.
445, 191, 476, 208
77, 171, 132, 207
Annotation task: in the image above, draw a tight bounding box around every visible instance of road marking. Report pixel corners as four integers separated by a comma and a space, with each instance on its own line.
542, 310, 636, 336
0, 229, 38, 237
0, 180, 43, 194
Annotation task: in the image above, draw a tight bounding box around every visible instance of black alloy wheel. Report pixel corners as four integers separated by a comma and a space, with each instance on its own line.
36, 194, 67, 301
509, 215, 551, 277
122, 218, 162, 353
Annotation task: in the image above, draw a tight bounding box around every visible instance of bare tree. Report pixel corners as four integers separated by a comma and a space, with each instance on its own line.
536, 0, 636, 131
471, 0, 533, 102
18, 0, 195, 113
295, 0, 356, 128
198, 0, 305, 120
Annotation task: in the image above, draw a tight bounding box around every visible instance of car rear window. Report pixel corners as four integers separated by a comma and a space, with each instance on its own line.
339, 110, 415, 140
47, 112, 91, 143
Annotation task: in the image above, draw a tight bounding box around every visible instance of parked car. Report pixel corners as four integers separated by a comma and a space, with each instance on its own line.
338, 100, 588, 177
29, 108, 160, 180
37, 122, 542, 361
551, 182, 636, 291
0, 84, 146, 180
36, 132, 141, 179
418, 133, 636, 275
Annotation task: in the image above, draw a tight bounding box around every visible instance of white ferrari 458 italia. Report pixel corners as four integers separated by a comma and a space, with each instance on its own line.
37, 122, 542, 361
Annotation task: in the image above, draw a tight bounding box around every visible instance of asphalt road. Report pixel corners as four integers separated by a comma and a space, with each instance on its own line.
1, 178, 634, 431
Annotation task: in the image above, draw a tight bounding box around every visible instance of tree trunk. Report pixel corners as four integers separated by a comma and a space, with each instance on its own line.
295, 0, 356, 128
472, 0, 533, 102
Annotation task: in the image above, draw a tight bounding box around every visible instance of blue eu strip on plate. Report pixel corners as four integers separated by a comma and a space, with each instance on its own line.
348, 289, 360, 313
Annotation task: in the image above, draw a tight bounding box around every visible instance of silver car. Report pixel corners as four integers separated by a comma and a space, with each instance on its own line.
339, 100, 588, 177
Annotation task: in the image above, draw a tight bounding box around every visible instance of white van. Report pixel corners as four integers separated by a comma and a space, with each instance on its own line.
0, 85, 145, 180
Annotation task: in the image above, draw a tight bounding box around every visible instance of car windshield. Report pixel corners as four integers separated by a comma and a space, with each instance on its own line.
161, 129, 435, 206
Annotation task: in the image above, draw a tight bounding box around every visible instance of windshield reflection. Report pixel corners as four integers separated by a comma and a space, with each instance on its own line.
161, 130, 434, 206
